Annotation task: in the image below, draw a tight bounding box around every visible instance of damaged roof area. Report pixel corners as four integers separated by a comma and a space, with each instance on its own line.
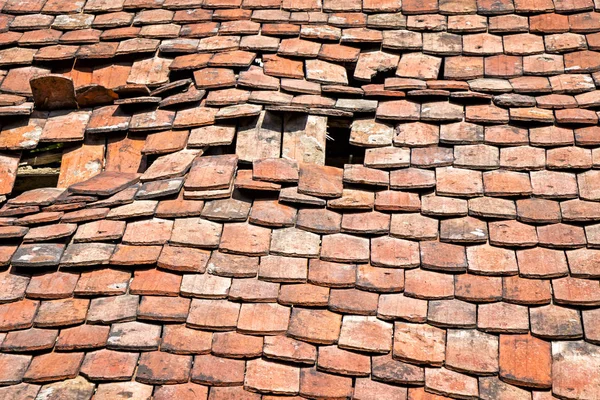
0, 0, 599, 399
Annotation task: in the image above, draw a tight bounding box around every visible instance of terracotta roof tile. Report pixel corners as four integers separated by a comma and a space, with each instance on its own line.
136, 351, 192, 384
187, 298, 240, 330
372, 353, 424, 385
245, 358, 300, 395
79, 349, 138, 381
455, 273, 502, 303
208, 251, 259, 277
2, 327, 57, 352
87, 294, 138, 324
129, 268, 181, 296
299, 368, 353, 398
34, 298, 89, 328
218, 221, 270, 255
22, 352, 83, 383
73, 268, 128, 297
160, 324, 210, 355
55, 324, 110, 351
94, 381, 152, 400
109, 244, 162, 265
25, 271, 77, 300
278, 283, 328, 307
502, 275, 551, 306
358, 264, 401, 294
106, 321, 161, 351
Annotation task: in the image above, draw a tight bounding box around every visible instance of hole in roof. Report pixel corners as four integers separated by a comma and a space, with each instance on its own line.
325, 118, 365, 168
12, 143, 63, 195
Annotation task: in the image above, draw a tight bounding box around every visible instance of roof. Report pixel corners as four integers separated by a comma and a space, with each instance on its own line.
0, 0, 600, 399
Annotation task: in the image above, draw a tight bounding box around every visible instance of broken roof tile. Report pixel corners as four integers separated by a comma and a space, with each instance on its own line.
305, 59, 348, 85
185, 154, 238, 191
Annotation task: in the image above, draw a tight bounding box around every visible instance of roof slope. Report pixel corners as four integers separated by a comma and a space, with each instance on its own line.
0, 0, 600, 399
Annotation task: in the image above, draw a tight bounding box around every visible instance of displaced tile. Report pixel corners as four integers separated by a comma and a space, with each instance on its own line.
40, 110, 91, 142
306, 59, 348, 84
127, 57, 172, 86
236, 111, 282, 163
30, 75, 77, 111
0, 115, 45, 150
68, 171, 140, 196
57, 137, 105, 190
185, 154, 238, 191
282, 114, 327, 165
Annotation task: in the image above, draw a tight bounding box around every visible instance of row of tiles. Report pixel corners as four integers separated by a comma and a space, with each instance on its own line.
0, 295, 598, 340
54, 153, 600, 199
6, 97, 600, 154
1, 0, 599, 14
5, 61, 600, 104
5, 220, 600, 266
1, 261, 598, 303
0, 303, 597, 397
0, 324, 596, 394
8, 137, 600, 197
3, 43, 600, 85
2, 267, 600, 316
4, 58, 600, 112
0, 362, 590, 400
3, 23, 600, 52
5, 190, 600, 227
10, 110, 600, 159
3, 169, 600, 221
